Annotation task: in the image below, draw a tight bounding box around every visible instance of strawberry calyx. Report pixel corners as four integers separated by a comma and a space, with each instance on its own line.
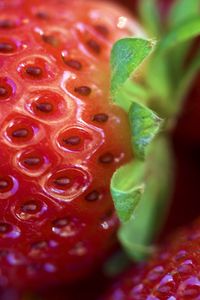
109, 0, 200, 262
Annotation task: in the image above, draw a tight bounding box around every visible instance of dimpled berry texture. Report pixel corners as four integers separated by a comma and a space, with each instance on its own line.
102, 219, 200, 300
0, 0, 143, 290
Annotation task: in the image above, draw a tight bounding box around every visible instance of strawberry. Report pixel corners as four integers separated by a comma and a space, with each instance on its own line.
0, 0, 143, 290
101, 218, 200, 300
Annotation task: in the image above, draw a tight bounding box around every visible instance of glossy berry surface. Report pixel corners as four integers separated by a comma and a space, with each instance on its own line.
0, 0, 142, 289
102, 218, 200, 300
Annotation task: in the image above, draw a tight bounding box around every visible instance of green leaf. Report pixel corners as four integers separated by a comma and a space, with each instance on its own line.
169, 0, 200, 28
147, 16, 200, 108
158, 16, 200, 52
174, 50, 200, 111
111, 160, 145, 223
118, 136, 173, 261
139, 0, 162, 37
129, 102, 163, 160
111, 38, 155, 98
114, 80, 150, 112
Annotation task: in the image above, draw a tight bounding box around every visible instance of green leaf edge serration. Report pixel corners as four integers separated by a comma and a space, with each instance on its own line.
109, 0, 200, 262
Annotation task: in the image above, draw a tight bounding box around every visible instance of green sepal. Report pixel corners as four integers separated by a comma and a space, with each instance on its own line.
118, 136, 173, 261
111, 160, 145, 223
129, 102, 163, 160
139, 0, 162, 37
111, 38, 155, 99
168, 0, 200, 28
147, 16, 200, 109
111, 103, 163, 223
114, 80, 149, 112
174, 49, 200, 111
166, 0, 200, 79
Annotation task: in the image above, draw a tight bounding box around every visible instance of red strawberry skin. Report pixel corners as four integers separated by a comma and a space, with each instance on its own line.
0, 0, 142, 290
102, 218, 200, 300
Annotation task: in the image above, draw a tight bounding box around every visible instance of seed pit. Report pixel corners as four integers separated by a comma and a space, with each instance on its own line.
85, 190, 100, 202
52, 217, 79, 237
45, 167, 90, 199
0, 223, 12, 234
93, 113, 108, 123
63, 58, 82, 71
0, 180, 9, 189
87, 39, 101, 54
52, 218, 68, 228
31, 241, 48, 250
18, 57, 54, 81
94, 25, 109, 37
63, 136, 81, 146
0, 42, 14, 53
0, 176, 13, 193
0, 77, 16, 101
99, 152, 114, 164
36, 102, 53, 113
42, 35, 58, 47
0, 87, 7, 96
23, 157, 41, 166
21, 201, 40, 214
26, 66, 43, 77
58, 127, 92, 152
53, 177, 71, 187
6, 119, 36, 145
12, 128, 29, 138
0, 19, 15, 29
35, 12, 49, 20
74, 86, 91, 96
